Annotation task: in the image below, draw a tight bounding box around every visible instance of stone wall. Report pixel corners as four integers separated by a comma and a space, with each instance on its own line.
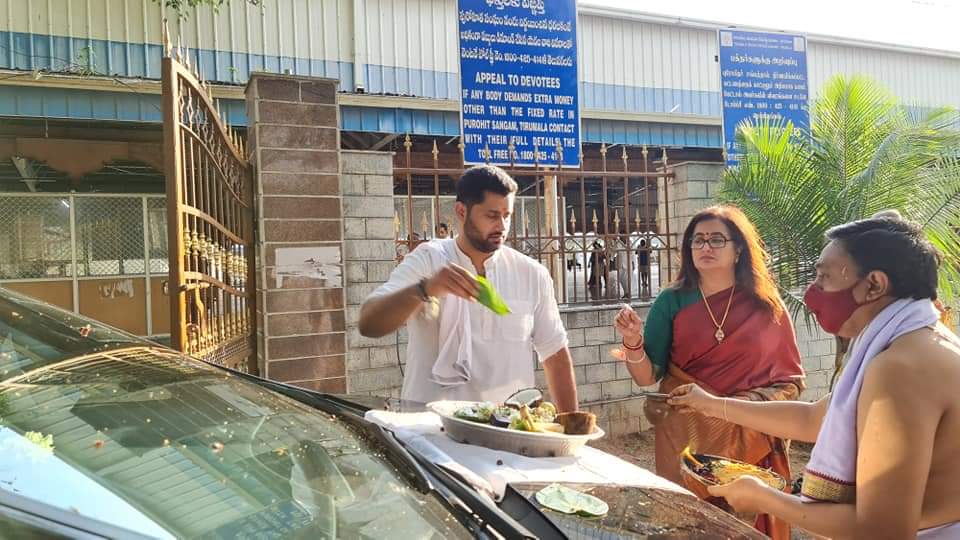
794, 317, 837, 401
554, 306, 656, 436
339, 150, 406, 396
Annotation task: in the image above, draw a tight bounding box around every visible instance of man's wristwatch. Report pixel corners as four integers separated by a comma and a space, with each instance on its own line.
416, 278, 440, 320
416, 278, 432, 302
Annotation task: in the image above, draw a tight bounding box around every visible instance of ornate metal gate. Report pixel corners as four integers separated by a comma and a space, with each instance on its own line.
161, 30, 256, 372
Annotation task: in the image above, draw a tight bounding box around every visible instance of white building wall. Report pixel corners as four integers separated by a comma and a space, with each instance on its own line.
0, 0, 957, 111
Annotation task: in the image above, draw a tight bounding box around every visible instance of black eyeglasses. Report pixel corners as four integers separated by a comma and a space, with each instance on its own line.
690, 236, 730, 250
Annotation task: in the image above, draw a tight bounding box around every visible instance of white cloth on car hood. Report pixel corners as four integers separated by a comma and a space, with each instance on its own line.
364, 409, 689, 501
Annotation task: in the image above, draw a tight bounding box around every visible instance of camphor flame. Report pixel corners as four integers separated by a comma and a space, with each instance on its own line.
681, 445, 704, 468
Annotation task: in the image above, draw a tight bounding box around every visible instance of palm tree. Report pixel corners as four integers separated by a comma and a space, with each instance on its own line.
719, 75, 960, 383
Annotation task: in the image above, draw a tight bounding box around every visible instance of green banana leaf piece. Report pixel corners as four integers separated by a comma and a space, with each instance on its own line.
535, 483, 609, 517
475, 276, 511, 315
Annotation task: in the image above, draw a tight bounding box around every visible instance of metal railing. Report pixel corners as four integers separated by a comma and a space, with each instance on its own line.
393, 137, 676, 306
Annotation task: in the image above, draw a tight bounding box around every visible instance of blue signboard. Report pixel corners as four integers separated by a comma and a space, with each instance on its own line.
718, 30, 809, 166
457, 0, 580, 167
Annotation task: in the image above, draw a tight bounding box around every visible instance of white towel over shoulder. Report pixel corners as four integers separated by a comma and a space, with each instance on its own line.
429, 240, 473, 387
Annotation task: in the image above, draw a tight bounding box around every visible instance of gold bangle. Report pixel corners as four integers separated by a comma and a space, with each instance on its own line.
621, 348, 647, 365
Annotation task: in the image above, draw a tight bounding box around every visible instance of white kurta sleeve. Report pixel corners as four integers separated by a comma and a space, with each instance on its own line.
531, 266, 568, 362
366, 243, 435, 300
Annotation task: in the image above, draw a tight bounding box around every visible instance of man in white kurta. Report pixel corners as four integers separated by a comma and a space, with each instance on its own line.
359, 165, 579, 411
369, 237, 568, 403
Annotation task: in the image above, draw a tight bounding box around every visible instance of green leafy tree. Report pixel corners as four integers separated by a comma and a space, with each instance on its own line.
718, 75, 960, 383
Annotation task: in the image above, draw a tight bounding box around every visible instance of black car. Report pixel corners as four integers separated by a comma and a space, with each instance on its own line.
0, 288, 762, 539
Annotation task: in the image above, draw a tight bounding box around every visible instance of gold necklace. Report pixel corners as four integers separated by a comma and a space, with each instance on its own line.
700, 284, 735, 343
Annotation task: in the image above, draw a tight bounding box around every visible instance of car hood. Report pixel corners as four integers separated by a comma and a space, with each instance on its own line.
504, 482, 766, 539
339, 398, 765, 539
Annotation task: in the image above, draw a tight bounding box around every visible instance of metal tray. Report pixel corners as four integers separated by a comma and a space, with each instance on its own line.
427, 401, 604, 458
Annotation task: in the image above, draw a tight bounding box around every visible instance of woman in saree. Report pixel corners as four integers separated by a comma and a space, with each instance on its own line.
612, 205, 805, 540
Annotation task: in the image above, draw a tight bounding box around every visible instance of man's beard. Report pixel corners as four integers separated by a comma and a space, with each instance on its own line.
464, 217, 503, 253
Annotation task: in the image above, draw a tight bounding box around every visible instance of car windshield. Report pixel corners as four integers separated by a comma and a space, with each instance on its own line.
0, 288, 146, 377
0, 290, 469, 539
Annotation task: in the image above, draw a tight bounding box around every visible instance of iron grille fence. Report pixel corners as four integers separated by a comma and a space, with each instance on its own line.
393, 137, 677, 306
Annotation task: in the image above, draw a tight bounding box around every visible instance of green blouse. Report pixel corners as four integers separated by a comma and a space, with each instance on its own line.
642, 286, 701, 380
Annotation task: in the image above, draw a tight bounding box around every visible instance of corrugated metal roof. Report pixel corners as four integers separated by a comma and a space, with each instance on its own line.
581, 82, 720, 117
0, 30, 356, 90
0, 85, 242, 124
361, 0, 459, 74
808, 41, 960, 109
583, 118, 722, 148
0, 0, 353, 64
2, 1, 958, 114
1, 0, 956, 147
340, 105, 459, 137
579, 16, 721, 95
0, 85, 724, 147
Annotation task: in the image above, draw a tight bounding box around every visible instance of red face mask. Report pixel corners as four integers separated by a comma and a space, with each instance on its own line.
803, 281, 868, 335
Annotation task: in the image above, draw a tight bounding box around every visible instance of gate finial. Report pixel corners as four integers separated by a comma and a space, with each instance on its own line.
163, 20, 172, 58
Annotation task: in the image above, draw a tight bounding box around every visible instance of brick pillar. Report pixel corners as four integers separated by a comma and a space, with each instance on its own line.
246, 74, 347, 393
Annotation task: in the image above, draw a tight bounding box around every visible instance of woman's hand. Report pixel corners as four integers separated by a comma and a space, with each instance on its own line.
667, 383, 721, 417
610, 305, 655, 385
614, 304, 644, 347
706, 476, 771, 514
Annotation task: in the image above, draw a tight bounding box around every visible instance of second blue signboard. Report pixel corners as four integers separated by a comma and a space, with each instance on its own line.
718, 29, 810, 167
